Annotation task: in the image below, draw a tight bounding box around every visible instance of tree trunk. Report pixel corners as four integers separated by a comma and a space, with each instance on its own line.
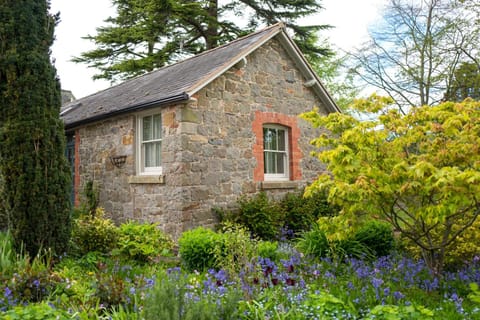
205, 0, 218, 49
422, 248, 444, 278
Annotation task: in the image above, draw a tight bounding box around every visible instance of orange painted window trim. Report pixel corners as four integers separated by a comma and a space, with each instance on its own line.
252, 111, 302, 182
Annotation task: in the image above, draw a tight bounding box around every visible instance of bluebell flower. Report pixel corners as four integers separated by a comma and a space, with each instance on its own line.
422, 277, 439, 291
355, 265, 370, 279
449, 292, 465, 314
145, 277, 155, 288
383, 287, 390, 296
4, 287, 12, 298
393, 291, 405, 300
371, 277, 383, 289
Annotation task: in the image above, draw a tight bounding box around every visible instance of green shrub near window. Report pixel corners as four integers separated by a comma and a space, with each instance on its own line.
71, 208, 119, 255
179, 227, 222, 272
113, 221, 174, 263
257, 240, 279, 261
281, 189, 339, 238
354, 220, 395, 258
216, 189, 340, 241
220, 192, 285, 240
214, 223, 258, 275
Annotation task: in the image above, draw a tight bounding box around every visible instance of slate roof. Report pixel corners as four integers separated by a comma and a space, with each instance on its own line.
61, 23, 339, 130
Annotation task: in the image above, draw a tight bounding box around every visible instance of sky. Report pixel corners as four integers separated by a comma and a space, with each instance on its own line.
50, 0, 385, 99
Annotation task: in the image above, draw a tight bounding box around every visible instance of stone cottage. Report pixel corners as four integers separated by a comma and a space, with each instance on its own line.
61, 23, 340, 239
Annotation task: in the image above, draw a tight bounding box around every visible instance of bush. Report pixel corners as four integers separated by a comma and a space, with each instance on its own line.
114, 221, 174, 263
179, 227, 222, 272
1, 302, 72, 319
281, 189, 339, 238
257, 240, 279, 261
215, 223, 257, 275
71, 208, 119, 255
296, 224, 329, 259
229, 192, 285, 240
445, 217, 480, 267
354, 220, 395, 257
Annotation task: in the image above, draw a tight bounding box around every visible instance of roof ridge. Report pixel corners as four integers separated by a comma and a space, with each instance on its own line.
67, 23, 284, 104
171, 22, 284, 65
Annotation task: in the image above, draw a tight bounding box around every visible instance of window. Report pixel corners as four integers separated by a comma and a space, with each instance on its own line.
263, 125, 289, 180
137, 111, 162, 175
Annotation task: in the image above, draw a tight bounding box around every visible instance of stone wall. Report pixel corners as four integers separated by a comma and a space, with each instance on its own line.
75, 37, 330, 239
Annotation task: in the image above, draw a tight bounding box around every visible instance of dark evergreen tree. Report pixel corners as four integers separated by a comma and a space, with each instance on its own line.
73, 0, 331, 81
444, 62, 480, 101
0, 0, 72, 256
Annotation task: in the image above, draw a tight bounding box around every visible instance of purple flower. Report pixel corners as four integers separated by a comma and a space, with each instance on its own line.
145, 277, 155, 288
258, 257, 277, 277
371, 277, 383, 289
383, 287, 390, 296
355, 266, 371, 279
393, 291, 405, 300
450, 292, 464, 313
167, 267, 181, 274
422, 277, 439, 291
33, 279, 40, 288
214, 269, 228, 284
324, 271, 335, 279
4, 287, 12, 298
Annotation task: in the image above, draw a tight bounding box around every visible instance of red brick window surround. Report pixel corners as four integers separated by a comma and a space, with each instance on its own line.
252, 111, 302, 182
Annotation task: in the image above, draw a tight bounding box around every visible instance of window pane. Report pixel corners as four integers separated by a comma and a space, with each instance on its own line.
264, 128, 273, 150
264, 151, 274, 174
278, 129, 285, 151
144, 142, 153, 167
143, 116, 152, 141
276, 152, 285, 173
271, 129, 277, 150
144, 141, 161, 168
155, 141, 162, 165
153, 114, 162, 139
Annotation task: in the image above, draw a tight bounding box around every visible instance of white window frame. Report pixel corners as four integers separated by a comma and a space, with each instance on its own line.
263, 124, 289, 181
136, 109, 163, 175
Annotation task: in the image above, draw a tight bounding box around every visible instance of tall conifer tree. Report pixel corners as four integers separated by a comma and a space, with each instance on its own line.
0, 0, 72, 256
73, 0, 330, 81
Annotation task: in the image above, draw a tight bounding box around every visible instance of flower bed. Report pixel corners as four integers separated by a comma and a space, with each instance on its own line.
1, 244, 479, 319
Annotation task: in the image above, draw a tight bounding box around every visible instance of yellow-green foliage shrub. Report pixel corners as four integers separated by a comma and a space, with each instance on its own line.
404, 216, 480, 268
449, 218, 480, 264
179, 227, 222, 272
71, 208, 119, 255
114, 221, 174, 263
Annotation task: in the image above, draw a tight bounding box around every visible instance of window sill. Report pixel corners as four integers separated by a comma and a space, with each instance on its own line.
260, 181, 298, 190
128, 175, 165, 184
